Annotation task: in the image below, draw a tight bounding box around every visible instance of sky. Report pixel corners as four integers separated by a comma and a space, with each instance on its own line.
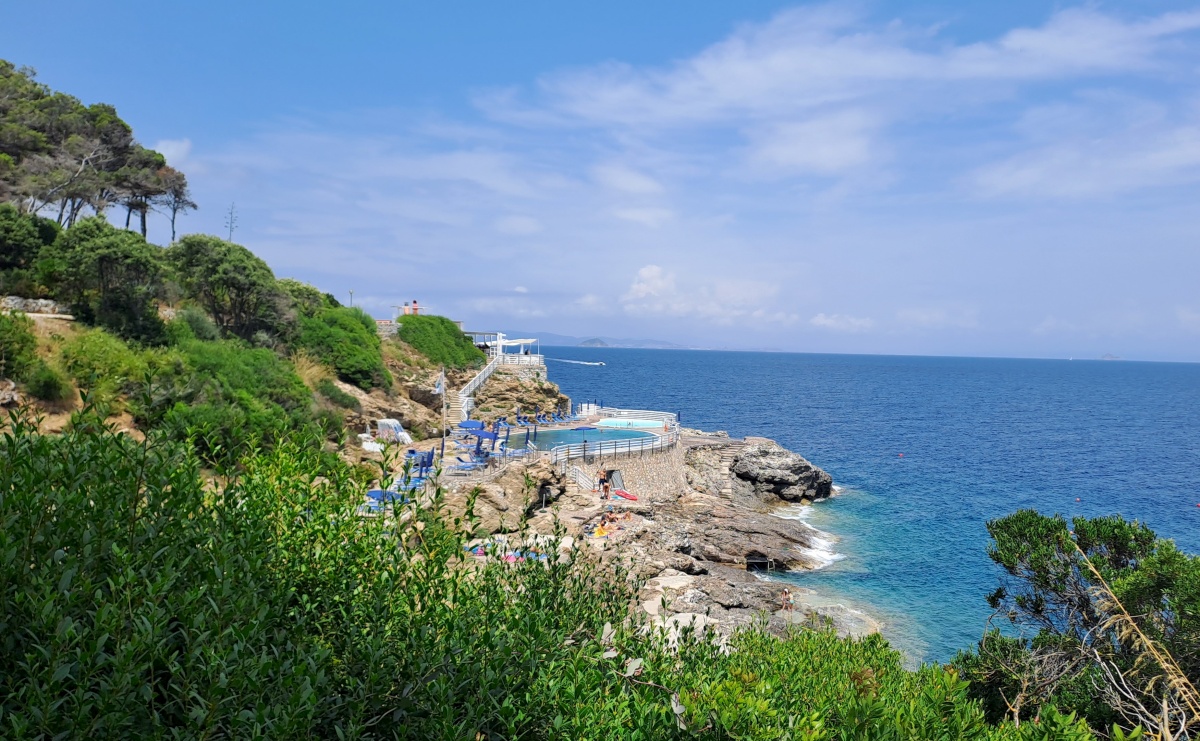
8, 1, 1200, 361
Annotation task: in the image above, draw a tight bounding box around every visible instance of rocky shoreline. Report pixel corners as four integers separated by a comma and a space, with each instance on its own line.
440, 428, 881, 640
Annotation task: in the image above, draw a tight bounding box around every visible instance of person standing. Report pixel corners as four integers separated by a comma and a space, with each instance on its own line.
596, 468, 608, 499
781, 588, 794, 613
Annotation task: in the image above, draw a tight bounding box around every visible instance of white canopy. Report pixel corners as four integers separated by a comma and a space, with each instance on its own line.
501, 338, 537, 346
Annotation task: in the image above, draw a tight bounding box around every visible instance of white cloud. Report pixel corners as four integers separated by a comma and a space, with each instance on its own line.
592, 163, 664, 194
972, 102, 1200, 198
896, 307, 979, 330
153, 138, 193, 168
619, 265, 796, 325
491, 7, 1200, 130
745, 110, 878, 175
1179, 307, 1200, 333
613, 207, 674, 227
514, 285, 529, 294
810, 313, 874, 332
495, 215, 543, 235
1033, 316, 1077, 335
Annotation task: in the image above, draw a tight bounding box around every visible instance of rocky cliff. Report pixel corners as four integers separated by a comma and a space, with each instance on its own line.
438, 432, 878, 641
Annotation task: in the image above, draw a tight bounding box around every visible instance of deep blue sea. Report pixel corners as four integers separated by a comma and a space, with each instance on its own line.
540, 348, 1200, 664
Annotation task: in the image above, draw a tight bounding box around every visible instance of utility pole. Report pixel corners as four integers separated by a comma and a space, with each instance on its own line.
224, 202, 238, 241
348, 289, 354, 307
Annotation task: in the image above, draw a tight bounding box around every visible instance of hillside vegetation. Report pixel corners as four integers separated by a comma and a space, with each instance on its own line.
396, 313, 485, 369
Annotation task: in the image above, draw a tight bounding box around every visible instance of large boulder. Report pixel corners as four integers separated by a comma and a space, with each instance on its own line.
1, 296, 65, 314
731, 438, 833, 503
442, 458, 567, 535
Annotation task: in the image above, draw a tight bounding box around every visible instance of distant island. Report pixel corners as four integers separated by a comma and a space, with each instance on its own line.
578, 338, 609, 347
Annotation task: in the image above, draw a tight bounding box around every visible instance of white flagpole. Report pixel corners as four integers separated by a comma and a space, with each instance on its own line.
439, 366, 447, 461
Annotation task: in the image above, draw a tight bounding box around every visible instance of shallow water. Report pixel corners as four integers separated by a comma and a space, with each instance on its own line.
543, 348, 1200, 663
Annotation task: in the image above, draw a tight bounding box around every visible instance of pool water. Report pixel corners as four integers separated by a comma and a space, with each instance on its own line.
524, 427, 654, 449
596, 418, 666, 429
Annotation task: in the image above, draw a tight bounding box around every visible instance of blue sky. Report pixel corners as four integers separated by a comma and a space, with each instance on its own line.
9, 1, 1200, 360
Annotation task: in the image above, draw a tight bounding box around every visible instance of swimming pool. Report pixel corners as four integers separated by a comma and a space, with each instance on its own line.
595, 418, 667, 429
524, 427, 655, 449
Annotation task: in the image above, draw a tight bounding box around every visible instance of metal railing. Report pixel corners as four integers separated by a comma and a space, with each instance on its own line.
457, 357, 500, 421
593, 407, 678, 424
548, 425, 680, 467
568, 465, 595, 490
497, 354, 544, 366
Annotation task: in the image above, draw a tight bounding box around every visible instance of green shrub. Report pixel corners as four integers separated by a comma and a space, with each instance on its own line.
58, 327, 146, 404
23, 359, 72, 401
0, 311, 37, 380
130, 338, 316, 467
296, 306, 391, 389
316, 377, 360, 410
41, 217, 166, 344
396, 314, 485, 368
176, 305, 220, 341
0, 411, 1102, 739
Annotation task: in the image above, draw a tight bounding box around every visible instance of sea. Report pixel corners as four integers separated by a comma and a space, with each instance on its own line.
540, 348, 1200, 665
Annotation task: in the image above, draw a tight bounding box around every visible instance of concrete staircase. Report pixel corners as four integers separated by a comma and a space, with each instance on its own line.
682, 434, 747, 501
445, 388, 464, 423
716, 441, 746, 500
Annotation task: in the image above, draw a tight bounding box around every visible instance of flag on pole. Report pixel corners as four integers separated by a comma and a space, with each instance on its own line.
434, 368, 445, 396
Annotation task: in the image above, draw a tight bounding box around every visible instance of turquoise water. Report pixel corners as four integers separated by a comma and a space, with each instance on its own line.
545, 347, 1200, 663
526, 427, 653, 450
597, 418, 665, 428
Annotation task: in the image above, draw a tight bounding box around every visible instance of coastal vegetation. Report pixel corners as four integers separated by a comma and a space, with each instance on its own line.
396, 313, 486, 369
0, 411, 1103, 739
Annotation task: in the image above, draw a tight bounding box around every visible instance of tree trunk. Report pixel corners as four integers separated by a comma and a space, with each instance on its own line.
170, 207, 177, 241
125, 206, 132, 229
139, 206, 147, 238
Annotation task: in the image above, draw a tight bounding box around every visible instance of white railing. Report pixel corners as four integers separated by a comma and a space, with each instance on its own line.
497, 354, 544, 366
568, 465, 595, 490
457, 357, 500, 421
548, 425, 680, 467
593, 407, 678, 424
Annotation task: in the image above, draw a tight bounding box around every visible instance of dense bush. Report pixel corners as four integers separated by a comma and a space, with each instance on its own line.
23, 359, 72, 401
396, 314, 484, 369
57, 327, 146, 405
175, 305, 220, 340
166, 235, 281, 341
0, 204, 59, 296
0, 310, 37, 379
140, 337, 315, 467
40, 217, 166, 343
952, 510, 1199, 738
297, 306, 391, 389
316, 377, 360, 410
0, 413, 1106, 739
278, 278, 339, 318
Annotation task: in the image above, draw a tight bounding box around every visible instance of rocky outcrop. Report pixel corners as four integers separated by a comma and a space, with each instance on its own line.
639, 567, 879, 640
731, 437, 833, 504
0, 379, 21, 407
442, 459, 567, 535
2, 296, 66, 314
471, 368, 570, 423
439, 430, 875, 640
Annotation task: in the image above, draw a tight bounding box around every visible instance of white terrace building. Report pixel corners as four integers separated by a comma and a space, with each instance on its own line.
462, 331, 544, 366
